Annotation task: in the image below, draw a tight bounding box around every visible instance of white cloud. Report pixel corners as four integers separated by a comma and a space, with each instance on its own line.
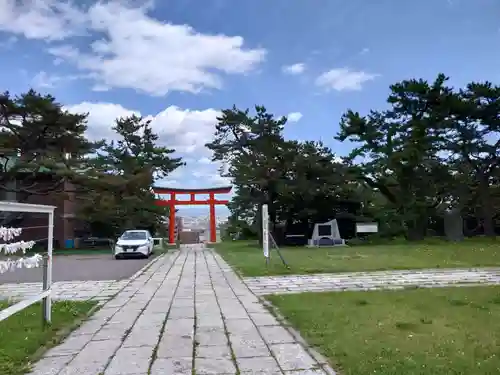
209, 174, 232, 186
66, 102, 139, 141
0, 0, 86, 40
147, 106, 220, 154
282, 63, 306, 75
287, 112, 303, 123
66, 102, 220, 156
32, 71, 62, 89
4, 1, 265, 96
161, 179, 179, 186
32, 71, 83, 89
198, 157, 212, 164
1, 1, 266, 96
189, 169, 231, 186
315, 68, 378, 91
66, 101, 231, 188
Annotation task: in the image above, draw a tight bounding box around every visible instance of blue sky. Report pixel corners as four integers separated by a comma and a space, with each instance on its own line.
1, 0, 499, 217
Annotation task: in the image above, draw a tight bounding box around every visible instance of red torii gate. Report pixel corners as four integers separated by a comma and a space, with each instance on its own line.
153, 186, 232, 244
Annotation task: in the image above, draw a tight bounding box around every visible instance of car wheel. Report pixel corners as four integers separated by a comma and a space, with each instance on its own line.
115, 255, 121, 260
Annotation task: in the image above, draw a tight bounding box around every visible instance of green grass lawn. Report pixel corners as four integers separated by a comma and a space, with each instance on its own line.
0, 300, 98, 375
215, 238, 500, 277
268, 286, 500, 375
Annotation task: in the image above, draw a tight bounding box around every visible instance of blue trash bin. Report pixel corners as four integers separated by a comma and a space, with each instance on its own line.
65, 239, 74, 249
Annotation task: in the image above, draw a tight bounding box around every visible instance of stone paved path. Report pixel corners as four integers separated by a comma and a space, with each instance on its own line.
0, 280, 129, 303
29, 245, 333, 375
244, 268, 500, 295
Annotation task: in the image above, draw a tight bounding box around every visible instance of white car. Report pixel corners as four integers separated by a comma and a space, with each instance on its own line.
114, 230, 154, 259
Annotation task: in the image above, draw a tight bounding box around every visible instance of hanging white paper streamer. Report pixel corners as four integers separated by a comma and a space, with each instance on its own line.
0, 226, 40, 275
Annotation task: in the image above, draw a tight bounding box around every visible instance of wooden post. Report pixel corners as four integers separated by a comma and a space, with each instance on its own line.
209, 192, 216, 243
169, 193, 176, 244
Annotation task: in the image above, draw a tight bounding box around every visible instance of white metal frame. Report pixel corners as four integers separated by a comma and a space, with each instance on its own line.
0, 201, 55, 324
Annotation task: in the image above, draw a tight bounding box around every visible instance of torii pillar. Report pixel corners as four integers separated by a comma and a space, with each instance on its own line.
152, 186, 232, 244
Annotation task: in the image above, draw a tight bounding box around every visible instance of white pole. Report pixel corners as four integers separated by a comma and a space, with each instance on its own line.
43, 210, 54, 324
262, 204, 269, 259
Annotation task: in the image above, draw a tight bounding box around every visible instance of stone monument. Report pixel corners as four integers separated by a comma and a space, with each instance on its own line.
443, 208, 464, 241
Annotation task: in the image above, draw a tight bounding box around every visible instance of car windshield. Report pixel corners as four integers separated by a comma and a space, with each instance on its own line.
121, 231, 147, 240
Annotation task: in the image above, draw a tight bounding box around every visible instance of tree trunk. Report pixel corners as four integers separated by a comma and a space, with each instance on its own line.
269, 206, 277, 243
478, 176, 495, 237
405, 214, 427, 241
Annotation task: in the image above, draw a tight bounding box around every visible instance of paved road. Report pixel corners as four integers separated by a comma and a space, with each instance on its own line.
0, 254, 151, 284
28, 245, 334, 375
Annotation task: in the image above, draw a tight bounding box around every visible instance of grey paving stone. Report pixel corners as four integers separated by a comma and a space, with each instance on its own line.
151, 357, 192, 374
105, 346, 153, 374
156, 335, 193, 357
195, 329, 228, 346
135, 312, 167, 326
225, 319, 256, 334
122, 329, 161, 347
26, 355, 74, 375
244, 268, 500, 295
105, 299, 129, 308
259, 326, 296, 345
195, 357, 237, 374
112, 308, 143, 320
196, 305, 222, 315
168, 306, 194, 319
284, 370, 328, 374
150, 296, 174, 303
92, 326, 129, 341
245, 302, 268, 313
165, 318, 195, 336
231, 335, 272, 358
106, 316, 138, 327
58, 362, 107, 375
44, 334, 93, 357
237, 356, 282, 373
197, 314, 225, 328
223, 311, 251, 320
91, 307, 121, 321
71, 339, 121, 363
271, 343, 317, 371
196, 344, 232, 358
251, 312, 280, 326
147, 299, 173, 310
240, 294, 259, 306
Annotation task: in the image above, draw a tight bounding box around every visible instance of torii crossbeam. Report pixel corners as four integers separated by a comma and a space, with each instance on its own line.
153, 186, 232, 244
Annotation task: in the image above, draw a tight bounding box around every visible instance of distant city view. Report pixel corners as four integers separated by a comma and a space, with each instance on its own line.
178, 215, 229, 230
